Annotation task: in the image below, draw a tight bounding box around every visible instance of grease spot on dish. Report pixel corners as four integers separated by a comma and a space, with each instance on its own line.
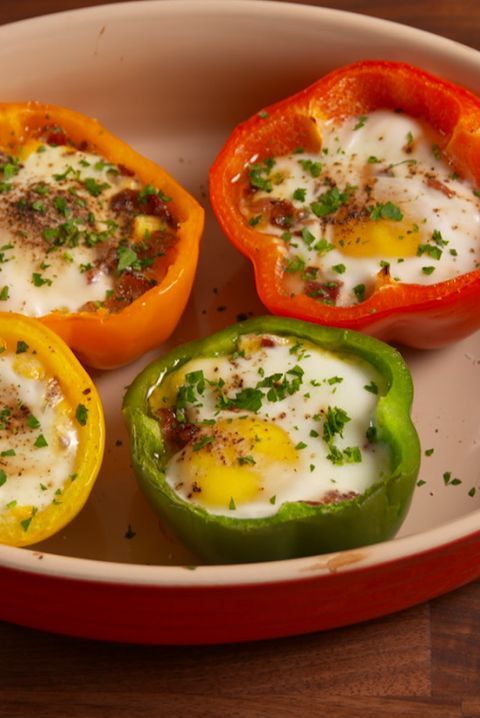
301, 550, 367, 573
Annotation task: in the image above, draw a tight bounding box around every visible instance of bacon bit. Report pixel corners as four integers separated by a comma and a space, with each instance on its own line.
117, 164, 135, 177
41, 126, 71, 147
110, 188, 177, 228
84, 244, 118, 283
305, 280, 342, 304
303, 490, 359, 506
109, 273, 155, 307
155, 408, 200, 451
261, 336, 276, 348
425, 176, 456, 198
144, 193, 177, 227
110, 188, 139, 214
269, 200, 296, 229
245, 197, 298, 229
321, 490, 358, 504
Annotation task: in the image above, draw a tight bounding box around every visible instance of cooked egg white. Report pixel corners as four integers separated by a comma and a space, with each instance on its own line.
242, 110, 480, 305
0, 350, 78, 513
0, 144, 140, 315
154, 334, 389, 519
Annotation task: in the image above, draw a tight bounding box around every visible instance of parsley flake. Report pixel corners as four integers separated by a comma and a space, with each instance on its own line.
75, 404, 88, 426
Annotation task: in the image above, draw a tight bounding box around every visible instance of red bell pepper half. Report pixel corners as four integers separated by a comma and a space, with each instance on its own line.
209, 61, 480, 348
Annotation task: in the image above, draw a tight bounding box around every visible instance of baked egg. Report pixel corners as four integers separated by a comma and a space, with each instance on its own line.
149, 332, 389, 519
241, 110, 480, 306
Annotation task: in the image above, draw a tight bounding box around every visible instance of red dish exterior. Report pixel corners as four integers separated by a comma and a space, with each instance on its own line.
1, 530, 480, 644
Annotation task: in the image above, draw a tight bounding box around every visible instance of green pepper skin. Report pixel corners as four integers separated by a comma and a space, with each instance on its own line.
123, 317, 420, 564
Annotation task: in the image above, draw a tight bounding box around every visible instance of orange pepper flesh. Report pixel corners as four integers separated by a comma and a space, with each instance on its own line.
0, 102, 204, 369
209, 61, 480, 349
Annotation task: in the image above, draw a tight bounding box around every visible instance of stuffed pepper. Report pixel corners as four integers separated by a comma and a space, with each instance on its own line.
0, 313, 104, 547
123, 316, 420, 564
210, 61, 480, 348
0, 102, 204, 368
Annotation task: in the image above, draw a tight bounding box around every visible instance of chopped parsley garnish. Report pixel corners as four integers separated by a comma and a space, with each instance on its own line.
218, 387, 264, 413
369, 201, 403, 222
353, 115, 368, 130
31, 200, 47, 214
285, 255, 306, 275
417, 244, 442, 260
34, 434, 48, 448
54, 195, 69, 216
311, 186, 351, 217
83, 177, 110, 197
298, 159, 322, 178
1, 155, 21, 180
53, 165, 78, 182
432, 229, 447, 247
293, 188, 306, 202
301, 227, 316, 246
364, 381, 378, 394
238, 455, 256, 466
0, 470, 6, 487
422, 266, 435, 275
327, 376, 343, 385
257, 365, 304, 403
192, 435, 215, 452
326, 444, 362, 465
322, 406, 350, 443
75, 404, 88, 426
32, 272, 52, 287
313, 238, 335, 256
353, 284, 366, 302
0, 286, 9, 301
16, 340, 29, 354
27, 414, 41, 429
248, 158, 275, 193
20, 507, 38, 532
117, 245, 141, 273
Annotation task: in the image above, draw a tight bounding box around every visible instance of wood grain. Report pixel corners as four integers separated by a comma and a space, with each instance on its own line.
0, 1, 479, 716
0, 0, 478, 50
1, 604, 432, 717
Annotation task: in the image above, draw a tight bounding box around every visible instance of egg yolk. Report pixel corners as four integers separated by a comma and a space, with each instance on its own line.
334, 218, 420, 258
179, 416, 298, 510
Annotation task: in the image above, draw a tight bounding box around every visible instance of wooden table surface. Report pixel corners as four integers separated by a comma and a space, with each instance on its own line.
1, 1, 479, 716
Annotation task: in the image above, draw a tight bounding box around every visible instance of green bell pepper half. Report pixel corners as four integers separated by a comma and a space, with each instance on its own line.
122, 316, 420, 564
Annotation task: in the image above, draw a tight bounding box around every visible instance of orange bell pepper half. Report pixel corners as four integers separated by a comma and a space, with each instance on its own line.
209, 61, 480, 348
0, 102, 204, 369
